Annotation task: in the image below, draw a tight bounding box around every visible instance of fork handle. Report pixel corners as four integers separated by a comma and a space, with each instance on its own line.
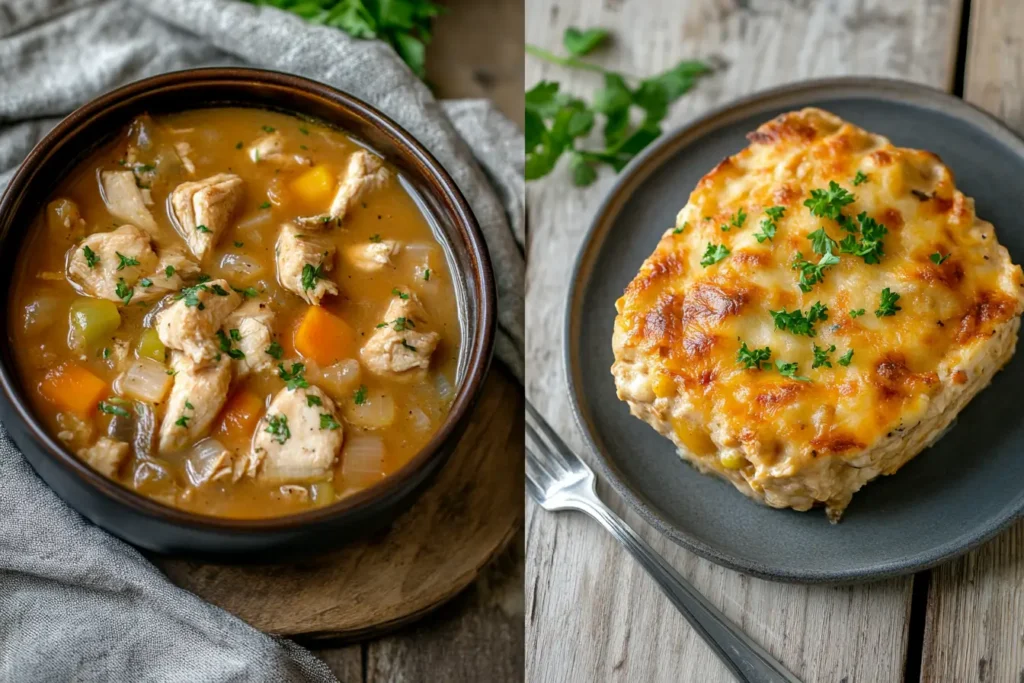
569, 496, 803, 683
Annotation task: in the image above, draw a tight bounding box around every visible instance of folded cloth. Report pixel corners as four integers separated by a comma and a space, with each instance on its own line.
0, 1, 525, 680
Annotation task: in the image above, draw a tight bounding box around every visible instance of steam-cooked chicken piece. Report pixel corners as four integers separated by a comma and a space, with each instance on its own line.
78, 437, 130, 478
66, 224, 158, 303
344, 240, 399, 272
221, 298, 276, 377
145, 248, 201, 295
275, 222, 338, 305
174, 141, 196, 175
99, 170, 159, 234
328, 150, 389, 222
247, 386, 343, 482
155, 278, 242, 364
169, 173, 244, 261
360, 293, 440, 376
248, 132, 311, 167
158, 352, 232, 454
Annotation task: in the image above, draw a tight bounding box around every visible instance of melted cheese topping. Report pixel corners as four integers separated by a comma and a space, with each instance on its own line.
614, 108, 1024, 476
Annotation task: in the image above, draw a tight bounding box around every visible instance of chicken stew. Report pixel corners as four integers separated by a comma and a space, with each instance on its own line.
10, 107, 460, 518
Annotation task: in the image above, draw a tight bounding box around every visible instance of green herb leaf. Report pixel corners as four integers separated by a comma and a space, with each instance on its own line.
265, 413, 290, 444
258, 201, 271, 210
792, 246, 839, 292
369, 233, 382, 243
392, 287, 410, 300
277, 362, 309, 391
301, 263, 325, 291
769, 303, 829, 337
83, 245, 99, 269
320, 413, 341, 431
216, 329, 245, 360
737, 342, 772, 370
423, 268, 431, 281
930, 252, 950, 265
165, 265, 175, 278
232, 286, 259, 299
775, 360, 811, 382
563, 27, 609, 57
804, 181, 855, 221
672, 222, 689, 236
700, 243, 730, 267
807, 227, 837, 256
850, 309, 866, 318
265, 341, 283, 359
234, 241, 244, 248
115, 278, 134, 305
838, 349, 854, 366
812, 343, 836, 369
175, 415, 191, 428
115, 251, 140, 270
353, 384, 368, 405
262, 125, 276, 133
98, 400, 130, 418
307, 395, 322, 407
196, 224, 211, 234
853, 170, 868, 186
875, 288, 901, 317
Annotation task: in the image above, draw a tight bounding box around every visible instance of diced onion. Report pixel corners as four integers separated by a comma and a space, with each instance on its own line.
315, 359, 361, 398
343, 393, 395, 429
341, 436, 386, 489
23, 295, 60, 336
184, 438, 231, 487
310, 481, 336, 506
435, 373, 454, 399
106, 411, 135, 442
133, 458, 174, 494
219, 253, 264, 281
133, 402, 155, 459
117, 358, 172, 404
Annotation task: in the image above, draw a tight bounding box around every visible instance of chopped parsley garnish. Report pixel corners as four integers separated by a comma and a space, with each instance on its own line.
424, 268, 431, 281
174, 415, 191, 428
262, 125, 276, 133
265, 341, 283, 359
101, 347, 110, 360
259, 201, 271, 210
875, 288, 901, 317
234, 241, 244, 248
700, 243, 730, 267
115, 278, 134, 305
375, 322, 388, 329
807, 227, 837, 255
139, 278, 153, 288
196, 224, 211, 234
83, 245, 99, 269
393, 317, 415, 332
165, 265, 175, 278
320, 413, 341, 431
115, 252, 140, 270
265, 414, 290, 444
775, 360, 811, 382
672, 221, 688, 235
400, 339, 417, 352
98, 400, 130, 417
353, 384, 368, 405
196, 274, 211, 284
369, 233, 383, 243
838, 349, 854, 366
792, 247, 839, 292
229, 329, 241, 342
930, 252, 950, 265
232, 286, 259, 299
804, 181, 855, 221
301, 263, 325, 291
235, 141, 243, 150
853, 170, 868, 186
307, 395, 322, 407
184, 400, 194, 410
812, 343, 836, 369
176, 283, 208, 310
737, 342, 772, 370
850, 308, 866, 318
392, 287, 410, 300
837, 212, 888, 264
755, 206, 785, 243
216, 329, 245, 360
209, 283, 230, 296
277, 362, 309, 390
769, 303, 828, 337
729, 208, 747, 230
298, 126, 309, 135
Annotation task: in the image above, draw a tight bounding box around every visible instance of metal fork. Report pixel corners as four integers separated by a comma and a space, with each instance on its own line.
526, 401, 803, 683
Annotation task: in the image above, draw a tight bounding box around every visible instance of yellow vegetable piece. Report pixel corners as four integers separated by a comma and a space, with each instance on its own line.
719, 451, 747, 471
69, 298, 121, 349
289, 165, 336, 208
294, 306, 357, 367
137, 328, 166, 363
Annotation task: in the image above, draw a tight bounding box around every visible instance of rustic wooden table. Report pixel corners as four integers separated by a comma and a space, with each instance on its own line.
526, 0, 1024, 681
311, 0, 525, 679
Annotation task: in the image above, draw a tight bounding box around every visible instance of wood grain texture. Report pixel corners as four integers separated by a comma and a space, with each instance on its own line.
921, 2, 1024, 681
157, 366, 522, 640
525, 0, 962, 681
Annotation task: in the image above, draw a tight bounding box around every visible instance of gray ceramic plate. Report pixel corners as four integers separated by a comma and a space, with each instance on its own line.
564, 78, 1024, 583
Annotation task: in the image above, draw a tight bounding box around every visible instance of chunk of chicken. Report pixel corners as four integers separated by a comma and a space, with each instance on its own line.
361, 294, 440, 377
100, 170, 159, 233
169, 173, 244, 262
155, 278, 242, 364
248, 385, 344, 483
78, 437, 130, 478
221, 298, 276, 377
275, 222, 338, 305
141, 248, 202, 299
174, 141, 196, 175
248, 132, 311, 167
158, 352, 232, 454
328, 150, 389, 222
66, 224, 159, 303
344, 240, 400, 272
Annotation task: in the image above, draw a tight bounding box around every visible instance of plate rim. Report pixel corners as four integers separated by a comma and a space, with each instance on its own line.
562, 76, 1024, 583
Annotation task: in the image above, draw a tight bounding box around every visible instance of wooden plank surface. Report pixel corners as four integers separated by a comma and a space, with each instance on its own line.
311, 1, 526, 679
525, 0, 962, 681
921, 2, 1024, 681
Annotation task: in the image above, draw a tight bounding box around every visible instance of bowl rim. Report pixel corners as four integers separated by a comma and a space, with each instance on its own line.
0, 66, 496, 532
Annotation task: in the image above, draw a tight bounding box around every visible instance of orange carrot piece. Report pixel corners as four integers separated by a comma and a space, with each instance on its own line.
39, 364, 107, 417
293, 306, 357, 367
217, 390, 264, 446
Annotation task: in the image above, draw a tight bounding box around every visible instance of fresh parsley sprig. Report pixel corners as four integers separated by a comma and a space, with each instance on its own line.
737, 342, 772, 370
769, 302, 828, 337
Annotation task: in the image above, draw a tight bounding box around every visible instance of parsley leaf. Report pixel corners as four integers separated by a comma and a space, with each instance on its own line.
672, 222, 688, 235
98, 400, 130, 418
232, 286, 259, 299
423, 268, 431, 281
262, 125, 276, 133
838, 349, 854, 366
320, 413, 341, 431
875, 288, 901, 317
754, 206, 785, 243
115, 251, 140, 270
301, 263, 325, 291
769, 303, 828, 337
930, 252, 950, 265
775, 360, 811, 382
265, 341, 283, 359
258, 201, 271, 210
807, 227, 837, 256
853, 170, 868, 186
165, 265, 175, 278
216, 329, 245, 360
176, 283, 208, 310
812, 343, 836, 369
837, 212, 888, 264
792, 246, 839, 292
265, 414, 290, 444
700, 243, 730, 267
277, 362, 309, 390
307, 395, 322, 407
369, 233, 382, 243
196, 224, 211, 234
392, 287, 410, 300
115, 278, 134, 305
850, 308, 866, 318
139, 278, 153, 287
804, 181, 855, 221
353, 384, 368, 405
737, 342, 772, 370
83, 245, 99, 269
730, 208, 747, 230
563, 27, 609, 57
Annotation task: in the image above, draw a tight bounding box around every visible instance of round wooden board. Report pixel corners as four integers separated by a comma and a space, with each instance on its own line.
153, 364, 523, 642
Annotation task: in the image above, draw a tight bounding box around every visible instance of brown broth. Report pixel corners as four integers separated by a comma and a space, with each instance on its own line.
9, 107, 460, 518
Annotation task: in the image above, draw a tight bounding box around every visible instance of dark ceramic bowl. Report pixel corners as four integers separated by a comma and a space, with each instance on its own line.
0, 68, 495, 560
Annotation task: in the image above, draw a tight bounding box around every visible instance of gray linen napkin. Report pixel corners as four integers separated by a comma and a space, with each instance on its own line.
0, 1, 524, 680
